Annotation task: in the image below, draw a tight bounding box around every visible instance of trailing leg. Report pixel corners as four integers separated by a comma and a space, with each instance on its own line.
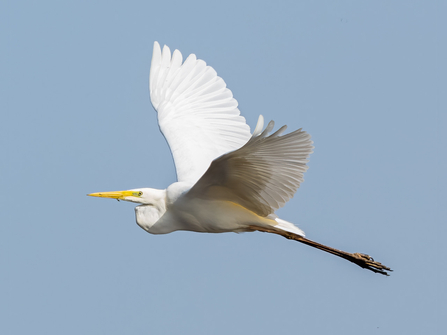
249, 225, 392, 276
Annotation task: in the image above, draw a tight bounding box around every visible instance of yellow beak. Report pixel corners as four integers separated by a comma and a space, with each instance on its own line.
87, 190, 134, 200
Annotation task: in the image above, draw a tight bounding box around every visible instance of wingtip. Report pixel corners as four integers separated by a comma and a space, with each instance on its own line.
150, 42, 162, 94
151, 41, 162, 71
162, 44, 171, 58
152, 41, 161, 60
252, 115, 264, 136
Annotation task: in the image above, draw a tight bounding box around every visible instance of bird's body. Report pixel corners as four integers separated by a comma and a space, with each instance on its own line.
89, 42, 391, 275
137, 190, 270, 234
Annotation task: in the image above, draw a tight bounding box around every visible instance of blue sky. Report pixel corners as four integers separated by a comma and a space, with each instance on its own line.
1, 1, 445, 334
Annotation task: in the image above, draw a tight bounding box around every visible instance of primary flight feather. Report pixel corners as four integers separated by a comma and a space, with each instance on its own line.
89, 42, 391, 275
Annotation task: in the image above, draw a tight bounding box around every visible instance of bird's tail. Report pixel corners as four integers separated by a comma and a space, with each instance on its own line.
273, 218, 305, 237
249, 224, 392, 276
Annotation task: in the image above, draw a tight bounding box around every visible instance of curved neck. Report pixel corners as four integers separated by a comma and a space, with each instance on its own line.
134, 188, 167, 232
135, 204, 165, 232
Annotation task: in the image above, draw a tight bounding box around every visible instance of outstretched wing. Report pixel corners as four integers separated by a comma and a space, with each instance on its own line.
186, 120, 314, 217
150, 42, 251, 184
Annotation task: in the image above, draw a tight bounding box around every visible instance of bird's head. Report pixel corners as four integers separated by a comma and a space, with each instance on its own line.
88, 188, 168, 232
88, 188, 166, 205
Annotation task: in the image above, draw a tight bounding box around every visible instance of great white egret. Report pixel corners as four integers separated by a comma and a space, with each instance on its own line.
89, 42, 391, 275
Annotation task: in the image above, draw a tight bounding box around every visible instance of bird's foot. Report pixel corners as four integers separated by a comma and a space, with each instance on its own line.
351, 253, 392, 276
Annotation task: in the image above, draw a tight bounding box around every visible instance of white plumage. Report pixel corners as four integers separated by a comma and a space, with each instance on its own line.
150, 42, 252, 184
88, 42, 392, 275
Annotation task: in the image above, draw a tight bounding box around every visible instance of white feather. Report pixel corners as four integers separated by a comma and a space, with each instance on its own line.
89, 42, 392, 276
187, 120, 314, 218
150, 42, 251, 184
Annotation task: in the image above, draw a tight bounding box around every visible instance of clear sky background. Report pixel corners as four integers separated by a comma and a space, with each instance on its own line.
1, 1, 445, 334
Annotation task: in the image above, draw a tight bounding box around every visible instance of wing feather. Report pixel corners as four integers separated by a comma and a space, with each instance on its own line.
150, 42, 251, 184
187, 121, 314, 216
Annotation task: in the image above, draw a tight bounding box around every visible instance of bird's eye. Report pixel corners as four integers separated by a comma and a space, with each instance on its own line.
132, 191, 143, 197
138, 191, 143, 196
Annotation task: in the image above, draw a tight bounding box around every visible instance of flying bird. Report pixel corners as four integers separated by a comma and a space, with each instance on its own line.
89, 42, 391, 275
